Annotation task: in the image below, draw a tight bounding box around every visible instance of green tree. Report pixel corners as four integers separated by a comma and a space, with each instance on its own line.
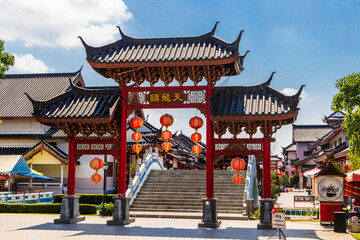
290, 175, 299, 187
0, 40, 15, 79
280, 174, 290, 187
332, 73, 360, 170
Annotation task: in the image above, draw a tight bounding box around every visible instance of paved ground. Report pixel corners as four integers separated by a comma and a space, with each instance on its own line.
0, 214, 353, 240
277, 191, 319, 208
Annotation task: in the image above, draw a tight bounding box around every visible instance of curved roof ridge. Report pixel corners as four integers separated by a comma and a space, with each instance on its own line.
5, 67, 82, 79
79, 23, 243, 58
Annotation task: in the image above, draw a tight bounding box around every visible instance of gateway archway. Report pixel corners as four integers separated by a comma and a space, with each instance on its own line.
27, 23, 302, 228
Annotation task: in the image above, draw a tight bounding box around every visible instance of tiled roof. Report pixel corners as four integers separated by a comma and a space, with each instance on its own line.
282, 143, 296, 152
293, 125, 332, 143
80, 23, 247, 75
211, 73, 303, 118
23, 140, 68, 163
0, 68, 83, 118
0, 147, 31, 155
27, 82, 119, 121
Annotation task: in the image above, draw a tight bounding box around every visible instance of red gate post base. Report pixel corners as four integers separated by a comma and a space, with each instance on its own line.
198, 198, 221, 228
54, 195, 85, 224
257, 198, 275, 229
107, 197, 135, 225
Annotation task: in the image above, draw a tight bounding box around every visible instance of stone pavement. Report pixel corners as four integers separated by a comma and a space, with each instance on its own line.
0, 214, 353, 240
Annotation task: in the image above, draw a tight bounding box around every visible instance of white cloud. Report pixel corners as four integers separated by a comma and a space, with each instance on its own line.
280, 87, 307, 99
10, 54, 53, 73
0, 0, 132, 47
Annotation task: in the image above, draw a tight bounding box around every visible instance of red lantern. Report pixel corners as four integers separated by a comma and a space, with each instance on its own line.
291, 168, 296, 173
162, 142, 172, 152
191, 132, 202, 143
189, 116, 203, 130
90, 158, 104, 171
342, 166, 351, 171
91, 173, 102, 184
129, 117, 144, 129
160, 114, 174, 128
231, 158, 246, 171
132, 144, 143, 153
232, 174, 244, 185
161, 130, 172, 141
132, 132, 142, 142
192, 145, 202, 155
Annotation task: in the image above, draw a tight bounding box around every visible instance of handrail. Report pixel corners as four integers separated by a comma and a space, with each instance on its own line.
126, 147, 164, 205
0, 192, 54, 203
243, 155, 259, 214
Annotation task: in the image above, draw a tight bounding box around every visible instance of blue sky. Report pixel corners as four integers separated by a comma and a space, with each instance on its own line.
1, 0, 360, 155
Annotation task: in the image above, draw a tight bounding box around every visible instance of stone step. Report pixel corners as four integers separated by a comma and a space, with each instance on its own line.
131, 169, 246, 214
133, 196, 243, 201
139, 186, 244, 191
131, 202, 243, 207
130, 208, 243, 213
136, 194, 243, 199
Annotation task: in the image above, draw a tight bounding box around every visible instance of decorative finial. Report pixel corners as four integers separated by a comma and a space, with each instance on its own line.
117, 26, 126, 39
233, 30, 244, 45
242, 50, 250, 58
210, 21, 220, 35
295, 85, 305, 99
78, 36, 88, 47
266, 71, 276, 86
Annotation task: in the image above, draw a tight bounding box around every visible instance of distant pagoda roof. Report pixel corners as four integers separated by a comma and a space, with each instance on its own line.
211, 72, 303, 122
79, 22, 249, 86
0, 68, 84, 119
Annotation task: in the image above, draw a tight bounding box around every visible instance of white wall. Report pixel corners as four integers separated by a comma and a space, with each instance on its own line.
0, 119, 46, 134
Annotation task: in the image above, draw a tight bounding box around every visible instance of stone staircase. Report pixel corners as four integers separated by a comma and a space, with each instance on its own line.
130, 170, 245, 214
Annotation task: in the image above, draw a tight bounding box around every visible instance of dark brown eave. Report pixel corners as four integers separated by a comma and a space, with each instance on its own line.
210, 110, 298, 122
0, 117, 35, 120
88, 55, 239, 69
34, 115, 113, 125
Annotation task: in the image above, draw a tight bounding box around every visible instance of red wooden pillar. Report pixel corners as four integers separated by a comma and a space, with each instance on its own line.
67, 134, 76, 195
118, 86, 127, 197
206, 85, 214, 199
263, 137, 271, 199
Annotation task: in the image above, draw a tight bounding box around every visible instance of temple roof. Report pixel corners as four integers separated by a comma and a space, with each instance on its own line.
26, 81, 120, 124
80, 22, 247, 76
293, 124, 332, 143
23, 140, 68, 164
0, 68, 84, 118
210, 72, 303, 120
0, 147, 31, 155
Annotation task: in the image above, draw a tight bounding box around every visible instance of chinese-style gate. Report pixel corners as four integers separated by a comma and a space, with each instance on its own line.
27, 22, 302, 227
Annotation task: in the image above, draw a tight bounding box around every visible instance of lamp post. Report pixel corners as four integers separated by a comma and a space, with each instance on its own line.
103, 162, 109, 204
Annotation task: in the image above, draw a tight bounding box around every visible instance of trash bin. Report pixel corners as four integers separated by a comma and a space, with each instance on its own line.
307, 189, 311, 195
333, 212, 347, 233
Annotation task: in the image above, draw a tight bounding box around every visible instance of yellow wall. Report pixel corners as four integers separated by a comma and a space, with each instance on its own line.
32, 164, 68, 178
27, 151, 63, 165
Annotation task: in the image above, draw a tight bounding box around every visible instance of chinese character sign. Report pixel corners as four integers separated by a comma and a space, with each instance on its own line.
146, 91, 187, 104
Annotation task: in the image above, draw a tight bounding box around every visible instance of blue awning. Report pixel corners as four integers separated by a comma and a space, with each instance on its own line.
20, 172, 54, 181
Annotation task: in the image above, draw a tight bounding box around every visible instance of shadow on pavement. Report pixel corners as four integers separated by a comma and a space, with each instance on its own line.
15, 223, 322, 239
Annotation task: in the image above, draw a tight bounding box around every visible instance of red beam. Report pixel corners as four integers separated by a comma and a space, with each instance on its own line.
206, 84, 214, 199
74, 138, 119, 143
127, 85, 207, 91
214, 150, 263, 155
119, 86, 127, 197
67, 135, 76, 195
214, 138, 264, 143
263, 138, 271, 199
75, 150, 119, 156
127, 104, 207, 109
